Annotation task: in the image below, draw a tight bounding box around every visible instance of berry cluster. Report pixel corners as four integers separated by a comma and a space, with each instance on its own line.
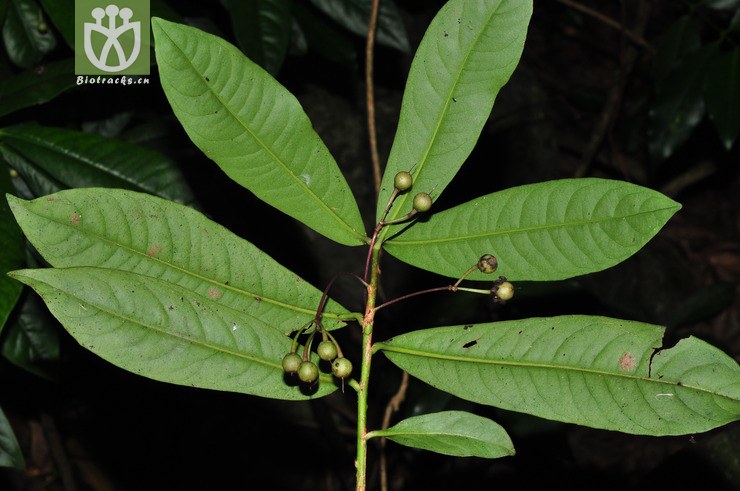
282, 324, 352, 388
380, 171, 434, 226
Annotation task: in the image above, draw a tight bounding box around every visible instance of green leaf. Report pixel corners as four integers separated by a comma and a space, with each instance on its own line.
376, 0, 532, 225
2, 0, 56, 68
0, 124, 194, 204
38, 0, 72, 48
651, 16, 701, 86
732, 9, 740, 31
377, 315, 740, 436
308, 0, 409, 53
292, 1, 356, 64
649, 42, 720, 161
226, 0, 292, 76
704, 50, 740, 150
0, 406, 25, 469
701, 0, 740, 9
0, 166, 24, 335
7, 188, 355, 333
383, 178, 681, 282
1, 294, 60, 380
10, 267, 337, 400
0, 58, 75, 118
152, 17, 367, 246
369, 410, 514, 458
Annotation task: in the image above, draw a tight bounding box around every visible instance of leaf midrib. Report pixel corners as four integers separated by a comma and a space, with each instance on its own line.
376, 343, 736, 401
58, 274, 333, 384
32, 206, 352, 322
381, 428, 493, 440
384, 3, 509, 227
385, 205, 678, 247
0, 128, 155, 193
156, 22, 366, 244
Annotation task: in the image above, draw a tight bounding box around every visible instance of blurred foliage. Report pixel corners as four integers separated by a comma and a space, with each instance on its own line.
649, 1, 740, 160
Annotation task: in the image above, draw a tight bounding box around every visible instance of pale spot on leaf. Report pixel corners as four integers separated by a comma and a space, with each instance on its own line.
619, 352, 636, 371
146, 244, 162, 257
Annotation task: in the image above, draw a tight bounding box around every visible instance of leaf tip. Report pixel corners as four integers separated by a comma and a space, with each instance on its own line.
6, 269, 28, 283
5, 193, 27, 221
150, 16, 173, 41
5, 192, 22, 207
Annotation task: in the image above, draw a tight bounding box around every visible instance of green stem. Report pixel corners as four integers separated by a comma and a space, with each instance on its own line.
356, 241, 381, 491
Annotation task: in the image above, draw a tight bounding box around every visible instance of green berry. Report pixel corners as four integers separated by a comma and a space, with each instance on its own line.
282, 353, 302, 374
317, 340, 338, 361
394, 171, 413, 191
495, 281, 514, 301
298, 361, 319, 384
37, 22, 48, 34
412, 192, 433, 212
332, 357, 353, 379
477, 254, 498, 274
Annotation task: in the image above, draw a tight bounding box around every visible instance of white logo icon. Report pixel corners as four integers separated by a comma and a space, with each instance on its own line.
84, 4, 141, 72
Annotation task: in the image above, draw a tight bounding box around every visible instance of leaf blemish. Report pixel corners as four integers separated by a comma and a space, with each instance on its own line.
463, 324, 472, 330
147, 244, 162, 257
463, 338, 479, 349
70, 212, 81, 224
254, 296, 262, 302
619, 352, 636, 371
208, 287, 222, 300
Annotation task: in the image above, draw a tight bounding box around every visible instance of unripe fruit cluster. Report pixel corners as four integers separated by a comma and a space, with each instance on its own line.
282, 335, 353, 388
392, 171, 433, 214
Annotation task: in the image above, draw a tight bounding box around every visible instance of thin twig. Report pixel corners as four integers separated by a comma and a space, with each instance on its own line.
574, 0, 651, 178
659, 161, 718, 198
380, 371, 410, 491
556, 0, 654, 53
366, 0, 382, 195
40, 413, 78, 491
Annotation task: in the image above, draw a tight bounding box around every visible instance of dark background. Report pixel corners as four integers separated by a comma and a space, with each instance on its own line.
1, 1, 738, 490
